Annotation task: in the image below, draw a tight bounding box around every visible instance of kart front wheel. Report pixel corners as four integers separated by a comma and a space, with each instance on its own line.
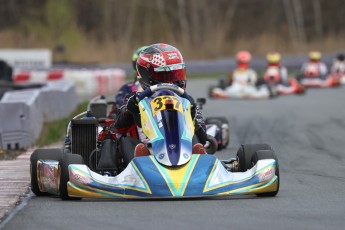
59, 154, 84, 200
252, 150, 279, 197
30, 148, 63, 196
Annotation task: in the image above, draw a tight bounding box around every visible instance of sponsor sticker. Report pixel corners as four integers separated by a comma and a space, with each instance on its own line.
259, 168, 274, 182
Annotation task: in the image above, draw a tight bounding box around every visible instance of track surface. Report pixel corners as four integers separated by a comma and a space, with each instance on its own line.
2, 79, 345, 230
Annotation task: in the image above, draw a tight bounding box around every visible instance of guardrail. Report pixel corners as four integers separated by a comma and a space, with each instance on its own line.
0, 80, 77, 150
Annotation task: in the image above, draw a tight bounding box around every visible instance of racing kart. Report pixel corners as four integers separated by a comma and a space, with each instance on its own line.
196, 98, 230, 150
327, 71, 345, 85
260, 67, 305, 95
298, 64, 340, 88
208, 78, 275, 99
30, 84, 279, 200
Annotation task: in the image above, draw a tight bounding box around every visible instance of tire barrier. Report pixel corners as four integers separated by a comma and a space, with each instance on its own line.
13, 68, 126, 97
0, 80, 77, 150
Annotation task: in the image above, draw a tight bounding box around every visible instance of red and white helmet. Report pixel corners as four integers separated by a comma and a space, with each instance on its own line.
136, 43, 187, 89
236, 51, 251, 69
237, 51, 251, 64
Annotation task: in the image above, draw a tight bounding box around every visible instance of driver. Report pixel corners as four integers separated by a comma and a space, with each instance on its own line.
261, 52, 289, 86
114, 43, 208, 163
331, 53, 345, 74
300, 51, 328, 79
228, 51, 258, 86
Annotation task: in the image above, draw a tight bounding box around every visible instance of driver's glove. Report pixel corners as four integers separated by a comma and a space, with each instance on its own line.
126, 93, 140, 114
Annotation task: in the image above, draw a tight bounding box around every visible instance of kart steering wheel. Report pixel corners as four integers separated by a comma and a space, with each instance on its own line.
138, 83, 188, 101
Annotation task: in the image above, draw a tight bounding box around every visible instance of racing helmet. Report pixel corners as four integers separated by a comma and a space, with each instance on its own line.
236, 51, 251, 69
136, 43, 187, 89
336, 53, 345, 61
266, 52, 281, 65
309, 51, 321, 62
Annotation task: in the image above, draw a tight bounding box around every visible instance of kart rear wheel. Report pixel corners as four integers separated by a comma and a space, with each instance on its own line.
208, 86, 217, 98
30, 148, 63, 196
218, 78, 228, 90
236, 144, 272, 172
59, 153, 84, 200
252, 150, 279, 197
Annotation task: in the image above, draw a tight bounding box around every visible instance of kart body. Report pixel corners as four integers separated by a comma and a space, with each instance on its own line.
299, 63, 340, 88
328, 72, 345, 85
262, 67, 305, 95
209, 83, 271, 99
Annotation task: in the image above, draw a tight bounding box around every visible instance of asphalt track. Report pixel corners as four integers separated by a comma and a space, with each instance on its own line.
2, 79, 345, 230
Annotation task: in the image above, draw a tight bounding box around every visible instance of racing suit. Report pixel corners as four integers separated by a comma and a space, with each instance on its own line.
222, 68, 270, 98
115, 81, 139, 109
331, 60, 345, 74
261, 65, 289, 86
300, 61, 328, 80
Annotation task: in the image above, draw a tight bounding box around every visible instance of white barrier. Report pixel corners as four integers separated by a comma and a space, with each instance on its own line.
0, 49, 52, 69
0, 80, 77, 150
0, 89, 43, 149
12, 68, 126, 97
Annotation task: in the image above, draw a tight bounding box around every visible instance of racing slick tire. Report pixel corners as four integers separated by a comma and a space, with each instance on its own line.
59, 153, 84, 200
218, 78, 228, 90
206, 117, 230, 149
236, 144, 272, 172
30, 148, 64, 196
251, 150, 280, 197
208, 86, 217, 98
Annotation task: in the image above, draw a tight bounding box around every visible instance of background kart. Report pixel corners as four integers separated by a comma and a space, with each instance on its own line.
30, 84, 279, 200
208, 77, 274, 99
205, 117, 229, 150
298, 75, 340, 88
259, 77, 305, 95
297, 64, 340, 88
327, 72, 345, 85
196, 98, 230, 150
260, 67, 305, 95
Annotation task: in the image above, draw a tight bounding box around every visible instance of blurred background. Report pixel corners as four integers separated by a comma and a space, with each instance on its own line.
0, 0, 345, 64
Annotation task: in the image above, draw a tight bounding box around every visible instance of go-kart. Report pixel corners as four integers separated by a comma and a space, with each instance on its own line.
209, 78, 274, 99
298, 64, 340, 88
196, 98, 230, 150
30, 84, 279, 199
328, 71, 345, 85
260, 67, 305, 95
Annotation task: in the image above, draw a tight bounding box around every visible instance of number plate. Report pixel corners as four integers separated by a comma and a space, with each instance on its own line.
150, 96, 183, 116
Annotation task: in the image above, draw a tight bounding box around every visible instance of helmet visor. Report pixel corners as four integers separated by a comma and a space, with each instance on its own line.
152, 64, 186, 83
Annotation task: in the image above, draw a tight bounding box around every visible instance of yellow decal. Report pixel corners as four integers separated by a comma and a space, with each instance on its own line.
151, 155, 200, 196
139, 103, 159, 140
150, 96, 183, 116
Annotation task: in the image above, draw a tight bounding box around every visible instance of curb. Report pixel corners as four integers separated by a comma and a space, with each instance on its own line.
0, 149, 32, 221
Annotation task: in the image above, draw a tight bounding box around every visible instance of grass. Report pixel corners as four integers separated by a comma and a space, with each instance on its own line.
35, 101, 89, 147
188, 72, 227, 79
